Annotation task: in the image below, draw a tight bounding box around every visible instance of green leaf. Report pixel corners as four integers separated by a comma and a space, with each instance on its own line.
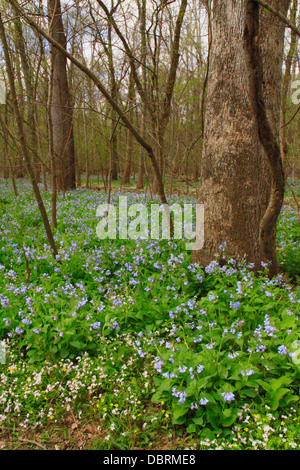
172, 405, 189, 424
220, 408, 239, 427
70, 340, 83, 349
186, 423, 197, 434
280, 317, 295, 330
255, 379, 271, 392
193, 416, 204, 426
239, 387, 258, 398
60, 347, 69, 358
269, 376, 293, 392
270, 388, 290, 411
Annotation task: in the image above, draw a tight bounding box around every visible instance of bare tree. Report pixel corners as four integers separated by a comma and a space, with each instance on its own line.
0, 11, 59, 257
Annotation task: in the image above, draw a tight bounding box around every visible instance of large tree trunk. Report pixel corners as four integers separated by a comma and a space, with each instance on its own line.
192, 0, 290, 273
48, 0, 76, 192
280, 0, 298, 169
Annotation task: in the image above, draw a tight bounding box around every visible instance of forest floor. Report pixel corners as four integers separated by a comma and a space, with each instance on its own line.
0, 179, 299, 451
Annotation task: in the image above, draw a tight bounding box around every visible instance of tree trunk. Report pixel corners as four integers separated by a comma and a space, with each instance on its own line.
122, 70, 135, 186
48, 0, 76, 192
13, 8, 40, 182
192, 0, 290, 274
136, 0, 147, 190
280, 0, 298, 169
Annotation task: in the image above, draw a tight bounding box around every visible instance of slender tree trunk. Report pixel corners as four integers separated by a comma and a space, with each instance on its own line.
122, 70, 135, 185
0, 12, 59, 257
47, 59, 57, 229
136, 0, 147, 190
13, 8, 40, 182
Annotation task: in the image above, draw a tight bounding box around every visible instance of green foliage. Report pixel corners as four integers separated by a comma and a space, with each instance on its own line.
0, 180, 299, 449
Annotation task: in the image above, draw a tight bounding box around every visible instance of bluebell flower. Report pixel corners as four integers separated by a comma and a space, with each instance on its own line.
230, 301, 240, 310
221, 391, 235, 402
137, 348, 144, 357
241, 369, 254, 376
178, 391, 187, 403
15, 327, 24, 334
228, 352, 239, 359
200, 397, 209, 405
154, 357, 164, 373
278, 345, 287, 355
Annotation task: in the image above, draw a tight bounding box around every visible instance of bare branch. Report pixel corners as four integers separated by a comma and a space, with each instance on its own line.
253, 0, 300, 37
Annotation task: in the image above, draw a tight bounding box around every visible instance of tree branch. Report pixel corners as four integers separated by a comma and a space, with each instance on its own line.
6, 0, 169, 207
253, 0, 300, 37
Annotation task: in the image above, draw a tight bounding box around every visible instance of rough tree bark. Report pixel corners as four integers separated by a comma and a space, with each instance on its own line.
192, 0, 290, 276
280, 0, 298, 167
48, 0, 76, 192
243, 0, 290, 277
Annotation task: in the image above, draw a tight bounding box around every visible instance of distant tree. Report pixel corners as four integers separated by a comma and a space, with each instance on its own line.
0, 11, 59, 257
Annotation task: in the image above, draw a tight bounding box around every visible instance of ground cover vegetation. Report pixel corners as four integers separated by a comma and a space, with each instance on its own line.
0, 180, 299, 450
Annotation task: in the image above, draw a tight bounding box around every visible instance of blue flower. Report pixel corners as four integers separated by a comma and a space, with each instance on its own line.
137, 348, 144, 357
230, 301, 240, 310
228, 352, 239, 359
15, 327, 24, 334
178, 391, 187, 403
241, 369, 254, 376
221, 391, 235, 402
278, 345, 287, 355
200, 397, 209, 405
